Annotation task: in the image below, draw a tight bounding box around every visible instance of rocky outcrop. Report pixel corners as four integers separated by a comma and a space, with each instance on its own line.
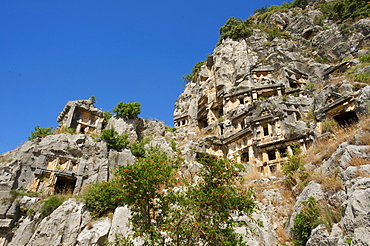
1, 1, 370, 245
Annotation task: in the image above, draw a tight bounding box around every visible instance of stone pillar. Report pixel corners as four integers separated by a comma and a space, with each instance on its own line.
277, 88, 282, 96
74, 176, 84, 195
252, 91, 258, 102
65, 105, 76, 128
249, 146, 255, 163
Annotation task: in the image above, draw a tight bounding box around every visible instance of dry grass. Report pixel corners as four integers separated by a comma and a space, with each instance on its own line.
86, 221, 94, 229
309, 171, 343, 193
358, 168, 370, 178
351, 157, 369, 166
275, 226, 291, 245
304, 123, 358, 165
243, 170, 263, 182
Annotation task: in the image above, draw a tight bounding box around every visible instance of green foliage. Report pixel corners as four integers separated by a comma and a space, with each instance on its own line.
114, 148, 179, 243
170, 139, 177, 151
345, 238, 353, 244
261, 25, 290, 39
359, 54, 370, 63
129, 137, 151, 158
56, 126, 76, 135
84, 181, 125, 218
317, 0, 370, 23
100, 150, 258, 245
165, 126, 176, 132
102, 110, 113, 127
354, 72, 370, 83
28, 125, 53, 140
292, 197, 320, 246
291, 0, 307, 9
167, 154, 259, 245
40, 195, 66, 218
100, 129, 129, 151
90, 96, 96, 104
321, 119, 338, 133
253, 3, 293, 22
314, 57, 330, 64
182, 60, 206, 83
282, 144, 308, 188
219, 17, 253, 42
9, 189, 39, 201
112, 102, 141, 119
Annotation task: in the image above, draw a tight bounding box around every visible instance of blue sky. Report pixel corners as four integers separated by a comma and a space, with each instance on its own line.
0, 0, 286, 154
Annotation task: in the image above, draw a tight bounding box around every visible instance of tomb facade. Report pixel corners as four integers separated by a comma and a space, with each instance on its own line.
56, 97, 104, 134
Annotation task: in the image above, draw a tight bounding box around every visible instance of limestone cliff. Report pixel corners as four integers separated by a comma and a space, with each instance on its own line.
1, 0, 370, 245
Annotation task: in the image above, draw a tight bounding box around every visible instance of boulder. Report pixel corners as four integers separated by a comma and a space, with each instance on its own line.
77, 217, 111, 246
27, 199, 90, 246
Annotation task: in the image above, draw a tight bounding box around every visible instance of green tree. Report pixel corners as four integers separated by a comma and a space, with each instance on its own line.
114, 148, 179, 244
129, 137, 151, 158
219, 17, 253, 42
28, 125, 53, 140
281, 144, 309, 188
112, 102, 141, 119
318, 0, 370, 23
291, 0, 307, 9
100, 129, 129, 151
167, 154, 260, 246
292, 197, 320, 246
84, 181, 126, 218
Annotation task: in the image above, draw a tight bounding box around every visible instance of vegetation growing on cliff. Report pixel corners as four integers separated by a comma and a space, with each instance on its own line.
219, 17, 254, 42
317, 0, 370, 23
113, 102, 141, 119
100, 129, 129, 151
28, 125, 53, 140
84, 148, 259, 245
292, 197, 320, 246
182, 60, 206, 83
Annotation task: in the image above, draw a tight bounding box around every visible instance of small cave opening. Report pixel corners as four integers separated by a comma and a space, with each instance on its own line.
198, 118, 209, 129
241, 152, 249, 163
333, 111, 359, 127
54, 176, 76, 194
267, 150, 276, 161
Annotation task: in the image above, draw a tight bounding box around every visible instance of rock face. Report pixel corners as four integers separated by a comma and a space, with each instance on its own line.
174, 7, 370, 177
1, 1, 370, 245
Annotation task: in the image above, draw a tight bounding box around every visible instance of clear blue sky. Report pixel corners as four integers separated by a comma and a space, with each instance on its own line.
0, 0, 286, 154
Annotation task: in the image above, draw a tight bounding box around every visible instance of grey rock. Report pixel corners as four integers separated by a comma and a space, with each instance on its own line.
108, 149, 135, 176
142, 120, 166, 137
77, 217, 111, 246
107, 206, 131, 243
306, 224, 330, 246
106, 117, 144, 142
342, 178, 370, 242
8, 216, 37, 246
354, 18, 370, 37
286, 181, 324, 235
27, 199, 89, 246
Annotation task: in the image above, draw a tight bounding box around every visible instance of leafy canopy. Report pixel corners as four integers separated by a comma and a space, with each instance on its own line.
219, 17, 253, 42
318, 0, 370, 23
28, 125, 53, 140
112, 102, 141, 119
166, 153, 260, 246
114, 147, 180, 243
84, 181, 125, 218
100, 129, 129, 151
